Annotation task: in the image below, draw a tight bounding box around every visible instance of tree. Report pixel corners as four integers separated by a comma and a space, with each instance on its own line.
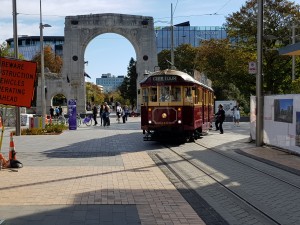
32, 45, 63, 73
291, 78, 300, 93
86, 82, 104, 105
0, 42, 24, 59
225, 0, 300, 94
85, 82, 104, 108
158, 49, 171, 70
157, 44, 197, 74
196, 39, 255, 111
118, 58, 137, 109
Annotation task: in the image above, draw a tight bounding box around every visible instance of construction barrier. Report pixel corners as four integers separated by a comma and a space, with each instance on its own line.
0, 115, 3, 153
9, 132, 16, 161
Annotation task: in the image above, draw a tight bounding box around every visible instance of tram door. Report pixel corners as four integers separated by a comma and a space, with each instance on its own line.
203, 90, 209, 129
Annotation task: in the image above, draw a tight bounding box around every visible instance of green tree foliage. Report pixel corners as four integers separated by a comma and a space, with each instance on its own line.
291, 78, 300, 93
86, 82, 104, 105
0, 42, 24, 59
158, 49, 171, 70
118, 58, 137, 109
157, 44, 197, 74
196, 39, 255, 111
32, 45, 63, 73
225, 0, 300, 94
174, 44, 197, 75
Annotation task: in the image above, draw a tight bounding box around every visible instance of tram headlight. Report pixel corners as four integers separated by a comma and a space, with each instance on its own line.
148, 120, 152, 124
178, 120, 182, 124
162, 113, 167, 119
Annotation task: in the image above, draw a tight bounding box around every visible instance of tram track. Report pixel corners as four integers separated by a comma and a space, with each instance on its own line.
150, 141, 300, 225
195, 142, 300, 191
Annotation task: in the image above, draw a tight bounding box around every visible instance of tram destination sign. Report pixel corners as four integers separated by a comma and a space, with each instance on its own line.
0, 57, 37, 107
151, 75, 177, 83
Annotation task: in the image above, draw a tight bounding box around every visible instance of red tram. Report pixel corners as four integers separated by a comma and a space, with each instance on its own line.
140, 69, 214, 142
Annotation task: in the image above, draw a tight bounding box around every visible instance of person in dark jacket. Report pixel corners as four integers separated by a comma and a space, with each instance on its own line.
99, 104, 104, 126
92, 103, 98, 126
215, 104, 225, 134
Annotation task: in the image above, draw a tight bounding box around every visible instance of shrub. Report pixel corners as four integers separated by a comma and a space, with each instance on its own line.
14, 123, 68, 135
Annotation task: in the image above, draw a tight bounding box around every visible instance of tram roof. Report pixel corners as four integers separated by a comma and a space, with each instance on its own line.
140, 69, 213, 91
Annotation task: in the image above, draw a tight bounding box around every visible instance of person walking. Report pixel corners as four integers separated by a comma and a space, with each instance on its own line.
58, 106, 63, 116
103, 102, 110, 127
215, 104, 225, 134
99, 104, 104, 126
116, 102, 123, 123
231, 102, 241, 127
49, 106, 54, 118
123, 105, 129, 122
55, 107, 60, 118
92, 103, 98, 126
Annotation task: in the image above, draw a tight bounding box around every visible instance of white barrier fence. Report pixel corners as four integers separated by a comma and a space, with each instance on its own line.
251, 94, 300, 154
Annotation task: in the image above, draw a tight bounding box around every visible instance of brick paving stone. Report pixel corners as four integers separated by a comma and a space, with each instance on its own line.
0, 118, 205, 225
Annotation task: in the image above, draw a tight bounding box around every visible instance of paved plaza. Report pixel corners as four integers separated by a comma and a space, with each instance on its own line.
0, 117, 205, 225
0, 117, 299, 225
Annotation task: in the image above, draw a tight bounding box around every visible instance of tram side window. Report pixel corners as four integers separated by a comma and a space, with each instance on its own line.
184, 87, 193, 103
142, 88, 148, 102
149, 87, 157, 102
194, 88, 200, 104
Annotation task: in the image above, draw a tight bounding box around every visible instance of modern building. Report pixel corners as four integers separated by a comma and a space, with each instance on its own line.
96, 73, 125, 93
155, 24, 227, 53
6, 35, 64, 60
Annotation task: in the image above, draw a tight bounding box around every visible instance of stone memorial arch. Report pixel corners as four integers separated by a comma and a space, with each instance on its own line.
38, 13, 158, 114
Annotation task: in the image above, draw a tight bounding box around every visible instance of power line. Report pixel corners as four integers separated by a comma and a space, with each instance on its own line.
214, 0, 232, 15
173, 0, 179, 15
17, 12, 66, 18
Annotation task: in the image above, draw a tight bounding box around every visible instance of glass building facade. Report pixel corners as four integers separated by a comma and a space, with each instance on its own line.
96, 73, 125, 93
155, 26, 227, 53
6, 36, 64, 60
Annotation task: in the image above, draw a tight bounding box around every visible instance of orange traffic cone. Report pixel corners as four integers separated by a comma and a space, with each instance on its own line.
9, 132, 17, 161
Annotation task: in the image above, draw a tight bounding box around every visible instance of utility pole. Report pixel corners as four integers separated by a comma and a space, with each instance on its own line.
12, 0, 21, 136
292, 22, 296, 81
170, 3, 175, 69
256, 0, 264, 146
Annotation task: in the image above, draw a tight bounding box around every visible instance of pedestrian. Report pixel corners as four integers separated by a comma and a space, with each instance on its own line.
92, 103, 98, 126
58, 106, 63, 116
215, 104, 225, 134
99, 104, 104, 126
231, 101, 241, 127
123, 105, 129, 121
49, 106, 54, 118
122, 105, 128, 123
103, 102, 110, 127
55, 107, 59, 117
116, 103, 123, 123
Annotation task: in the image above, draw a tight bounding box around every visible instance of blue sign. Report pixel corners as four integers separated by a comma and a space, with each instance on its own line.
68, 99, 77, 130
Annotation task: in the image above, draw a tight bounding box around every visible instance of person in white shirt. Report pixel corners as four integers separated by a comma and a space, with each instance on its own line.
232, 102, 241, 126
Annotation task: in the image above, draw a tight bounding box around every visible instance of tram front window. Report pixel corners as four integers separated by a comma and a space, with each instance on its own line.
171, 87, 181, 101
159, 86, 181, 102
149, 87, 157, 102
159, 86, 170, 102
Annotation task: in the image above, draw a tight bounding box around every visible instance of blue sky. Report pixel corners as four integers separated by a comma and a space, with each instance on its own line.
1, 0, 300, 83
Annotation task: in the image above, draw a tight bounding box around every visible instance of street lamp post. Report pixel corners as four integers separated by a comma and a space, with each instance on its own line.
40, 0, 51, 128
